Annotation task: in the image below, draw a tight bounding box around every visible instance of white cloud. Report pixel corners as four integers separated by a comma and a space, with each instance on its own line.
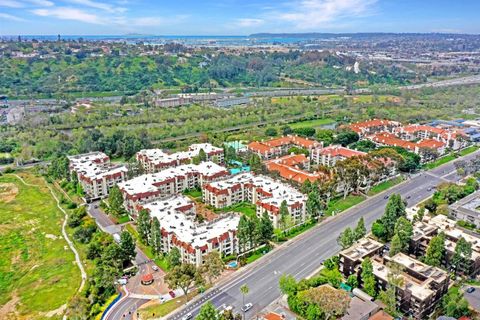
279, 0, 377, 29
31, 6, 105, 24
235, 18, 264, 28
0, 12, 25, 21
26, 0, 54, 6
0, 0, 24, 8
66, 0, 127, 13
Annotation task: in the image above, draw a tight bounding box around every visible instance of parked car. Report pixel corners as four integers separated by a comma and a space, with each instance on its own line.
152, 265, 159, 271
241, 303, 253, 312
384, 195, 389, 199
169, 290, 176, 298
467, 287, 476, 293
181, 313, 193, 320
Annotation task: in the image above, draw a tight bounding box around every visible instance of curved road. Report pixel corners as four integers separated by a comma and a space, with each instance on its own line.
167, 149, 480, 320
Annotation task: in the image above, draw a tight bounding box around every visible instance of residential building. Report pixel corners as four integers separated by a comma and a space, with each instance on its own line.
312, 145, 367, 167
247, 135, 322, 160
265, 153, 326, 184
215, 97, 251, 108
68, 152, 128, 200
339, 237, 385, 277
449, 190, 480, 228
396, 124, 468, 150
155, 97, 192, 108
136, 143, 224, 173
118, 162, 229, 213
139, 195, 239, 266
342, 294, 379, 320
370, 253, 449, 319
203, 172, 307, 228
349, 119, 401, 137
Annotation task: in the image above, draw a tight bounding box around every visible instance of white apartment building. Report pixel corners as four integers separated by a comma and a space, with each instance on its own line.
203, 173, 307, 228
311, 145, 367, 167
68, 152, 128, 200
140, 195, 239, 267
118, 161, 229, 213
136, 143, 224, 173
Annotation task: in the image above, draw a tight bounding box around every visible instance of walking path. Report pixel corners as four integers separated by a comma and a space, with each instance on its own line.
13, 174, 87, 293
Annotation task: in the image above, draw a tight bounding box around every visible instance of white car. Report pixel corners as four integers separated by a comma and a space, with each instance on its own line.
152, 265, 159, 271
181, 313, 193, 320
241, 303, 253, 312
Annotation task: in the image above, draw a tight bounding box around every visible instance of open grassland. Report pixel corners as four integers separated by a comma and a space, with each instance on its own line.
0, 173, 80, 320
289, 118, 336, 129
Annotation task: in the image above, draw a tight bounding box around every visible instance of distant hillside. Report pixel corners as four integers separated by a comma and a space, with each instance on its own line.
249, 32, 479, 39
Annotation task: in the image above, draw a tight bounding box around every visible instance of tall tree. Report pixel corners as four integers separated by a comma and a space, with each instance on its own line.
168, 247, 182, 268
452, 237, 472, 275
279, 274, 298, 296
337, 227, 355, 249
354, 217, 366, 240
361, 257, 376, 297
393, 217, 413, 253
165, 264, 203, 302
389, 234, 403, 257
442, 286, 471, 318
301, 285, 351, 319
136, 209, 151, 244
119, 231, 136, 263
150, 217, 162, 255
196, 301, 219, 320
237, 215, 250, 252
306, 190, 321, 219
108, 185, 125, 215
279, 200, 290, 230
424, 232, 446, 267
257, 211, 274, 244
248, 153, 262, 173
200, 251, 224, 285
198, 148, 207, 162
240, 284, 249, 320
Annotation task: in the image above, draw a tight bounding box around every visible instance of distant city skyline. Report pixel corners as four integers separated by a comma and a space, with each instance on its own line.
1, 0, 480, 35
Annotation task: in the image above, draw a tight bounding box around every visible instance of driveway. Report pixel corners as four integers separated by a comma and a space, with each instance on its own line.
463, 285, 480, 311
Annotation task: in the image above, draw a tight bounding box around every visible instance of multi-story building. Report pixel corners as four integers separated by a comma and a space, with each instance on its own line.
265, 153, 326, 184
139, 195, 239, 266
136, 143, 224, 173
396, 124, 468, 150
68, 152, 128, 200
247, 135, 322, 160
312, 145, 367, 167
349, 119, 401, 137
203, 172, 307, 228
118, 161, 229, 213
339, 237, 385, 277
371, 253, 449, 319
449, 190, 480, 228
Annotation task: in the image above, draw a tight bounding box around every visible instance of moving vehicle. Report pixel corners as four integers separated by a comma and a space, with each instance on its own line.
241, 303, 253, 312
181, 313, 193, 320
169, 290, 176, 298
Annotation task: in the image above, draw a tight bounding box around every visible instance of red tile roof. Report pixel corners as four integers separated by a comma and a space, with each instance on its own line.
320, 145, 367, 158
248, 135, 320, 154
350, 119, 398, 133
263, 312, 283, 320
370, 132, 417, 151
416, 139, 445, 149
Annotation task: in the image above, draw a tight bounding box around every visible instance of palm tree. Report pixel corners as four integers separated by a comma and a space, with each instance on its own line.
240, 284, 249, 320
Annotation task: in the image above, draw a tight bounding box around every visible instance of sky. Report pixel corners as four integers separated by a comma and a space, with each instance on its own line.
1, 0, 480, 35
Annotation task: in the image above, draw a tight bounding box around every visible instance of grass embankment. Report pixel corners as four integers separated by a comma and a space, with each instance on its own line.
325, 195, 366, 216
423, 146, 479, 170
125, 224, 170, 271
138, 290, 199, 319
0, 173, 81, 319
367, 176, 405, 196
289, 118, 336, 129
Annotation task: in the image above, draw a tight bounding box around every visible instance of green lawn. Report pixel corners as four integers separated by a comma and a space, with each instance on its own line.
245, 246, 272, 264
367, 176, 404, 196
139, 290, 199, 319
0, 173, 81, 319
216, 202, 257, 219
183, 188, 203, 199
325, 195, 366, 216
459, 145, 479, 156
289, 118, 336, 129
423, 154, 456, 170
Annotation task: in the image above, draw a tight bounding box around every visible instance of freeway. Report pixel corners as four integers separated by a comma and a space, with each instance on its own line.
168, 149, 480, 320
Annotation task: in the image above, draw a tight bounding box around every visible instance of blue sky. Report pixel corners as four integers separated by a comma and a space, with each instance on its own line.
1, 0, 480, 35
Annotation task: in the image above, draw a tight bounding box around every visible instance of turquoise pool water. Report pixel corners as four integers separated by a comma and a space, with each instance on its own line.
228, 261, 238, 268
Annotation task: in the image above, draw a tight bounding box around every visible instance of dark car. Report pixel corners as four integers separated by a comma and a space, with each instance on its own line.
169, 290, 176, 298
467, 287, 476, 293
384, 195, 389, 199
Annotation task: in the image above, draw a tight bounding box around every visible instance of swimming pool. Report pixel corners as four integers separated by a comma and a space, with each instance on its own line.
227, 261, 238, 268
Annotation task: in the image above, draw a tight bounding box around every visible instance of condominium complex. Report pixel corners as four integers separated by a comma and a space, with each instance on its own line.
139, 195, 239, 266
68, 152, 128, 200
265, 153, 326, 184
247, 135, 322, 160
339, 238, 449, 319
349, 119, 402, 137
136, 143, 224, 173
311, 145, 367, 167
118, 161, 229, 213
203, 172, 307, 228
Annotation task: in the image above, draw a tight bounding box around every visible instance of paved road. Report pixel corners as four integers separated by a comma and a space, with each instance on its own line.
168, 150, 480, 320
463, 285, 480, 312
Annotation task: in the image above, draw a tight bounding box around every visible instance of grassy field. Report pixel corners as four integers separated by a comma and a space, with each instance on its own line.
423, 154, 457, 170
0, 173, 81, 319
289, 118, 336, 129
367, 176, 405, 196
459, 145, 479, 156
139, 290, 199, 319
215, 202, 257, 220
325, 195, 366, 216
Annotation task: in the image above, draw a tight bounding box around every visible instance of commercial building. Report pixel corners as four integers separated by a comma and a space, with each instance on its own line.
203, 172, 307, 228
154, 96, 192, 108
68, 152, 128, 200
247, 135, 322, 160
311, 145, 367, 167
215, 97, 251, 108
371, 253, 449, 319
136, 143, 224, 173
118, 161, 229, 213
139, 195, 239, 266
265, 153, 326, 184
